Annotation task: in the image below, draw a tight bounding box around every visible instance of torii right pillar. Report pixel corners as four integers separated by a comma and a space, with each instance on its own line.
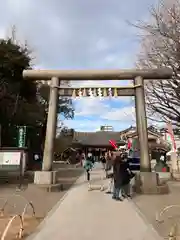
134, 76, 169, 194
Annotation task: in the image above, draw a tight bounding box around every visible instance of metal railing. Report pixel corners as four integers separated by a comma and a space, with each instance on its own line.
0, 194, 36, 239
156, 205, 180, 239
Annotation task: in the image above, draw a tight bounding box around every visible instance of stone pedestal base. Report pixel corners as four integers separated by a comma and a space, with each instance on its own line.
34, 171, 57, 185
172, 171, 180, 180
134, 172, 169, 194
157, 172, 171, 182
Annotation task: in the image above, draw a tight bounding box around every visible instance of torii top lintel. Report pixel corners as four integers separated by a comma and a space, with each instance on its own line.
23, 68, 173, 81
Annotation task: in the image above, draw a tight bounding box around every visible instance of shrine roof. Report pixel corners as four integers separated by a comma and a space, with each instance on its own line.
72, 131, 125, 147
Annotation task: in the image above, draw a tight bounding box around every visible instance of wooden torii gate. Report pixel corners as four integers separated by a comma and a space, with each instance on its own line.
23, 68, 173, 192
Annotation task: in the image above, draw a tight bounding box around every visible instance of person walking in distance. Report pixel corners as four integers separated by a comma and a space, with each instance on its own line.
106, 151, 115, 194
100, 153, 106, 170
83, 155, 93, 190
87, 152, 94, 169
105, 150, 112, 178
81, 151, 86, 166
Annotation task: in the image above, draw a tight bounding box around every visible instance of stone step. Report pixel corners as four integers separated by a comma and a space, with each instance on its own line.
134, 183, 169, 194
171, 171, 180, 180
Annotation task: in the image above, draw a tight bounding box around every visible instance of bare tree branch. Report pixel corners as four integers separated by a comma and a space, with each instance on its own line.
134, 0, 180, 126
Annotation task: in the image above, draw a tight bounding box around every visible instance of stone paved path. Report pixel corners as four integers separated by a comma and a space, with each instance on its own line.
29, 163, 163, 240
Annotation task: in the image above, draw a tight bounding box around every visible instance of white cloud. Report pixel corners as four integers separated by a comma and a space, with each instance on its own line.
64, 118, 134, 132
0, 0, 158, 131
74, 98, 109, 116
70, 80, 134, 120
104, 54, 116, 63
73, 97, 134, 117
96, 38, 109, 51
0, 28, 6, 39
102, 105, 135, 122
0, 0, 155, 69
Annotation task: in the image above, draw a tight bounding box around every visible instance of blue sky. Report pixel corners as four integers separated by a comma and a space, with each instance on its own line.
0, 0, 158, 132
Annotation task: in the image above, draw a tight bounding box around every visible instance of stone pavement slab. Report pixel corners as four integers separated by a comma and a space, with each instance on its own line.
30, 164, 163, 240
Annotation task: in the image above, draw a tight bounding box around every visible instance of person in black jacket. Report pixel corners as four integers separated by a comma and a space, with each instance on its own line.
112, 151, 134, 201
121, 155, 135, 198
112, 153, 124, 201
100, 154, 106, 169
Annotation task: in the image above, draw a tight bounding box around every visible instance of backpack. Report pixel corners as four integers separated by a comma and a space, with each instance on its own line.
83, 159, 93, 171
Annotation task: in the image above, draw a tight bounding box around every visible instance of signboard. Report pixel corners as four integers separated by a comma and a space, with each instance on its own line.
0, 152, 21, 172
0, 152, 21, 166
17, 126, 27, 147
166, 122, 176, 151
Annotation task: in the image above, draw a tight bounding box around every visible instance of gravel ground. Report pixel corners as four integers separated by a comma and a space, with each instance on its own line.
132, 181, 180, 239
0, 164, 84, 239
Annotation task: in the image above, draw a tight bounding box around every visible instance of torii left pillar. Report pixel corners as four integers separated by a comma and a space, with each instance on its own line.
34, 77, 59, 185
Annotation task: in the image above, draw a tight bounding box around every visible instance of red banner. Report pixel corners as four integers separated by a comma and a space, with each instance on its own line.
127, 139, 132, 149
109, 139, 118, 150
166, 122, 176, 151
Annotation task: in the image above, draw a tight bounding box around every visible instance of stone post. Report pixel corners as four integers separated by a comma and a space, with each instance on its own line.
134, 76, 150, 172
133, 76, 166, 194
42, 77, 59, 171
171, 152, 180, 180
34, 77, 59, 185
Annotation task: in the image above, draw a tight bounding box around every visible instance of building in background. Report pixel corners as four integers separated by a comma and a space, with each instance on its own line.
55, 125, 170, 167
72, 130, 125, 159
71, 125, 169, 162
100, 125, 114, 131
